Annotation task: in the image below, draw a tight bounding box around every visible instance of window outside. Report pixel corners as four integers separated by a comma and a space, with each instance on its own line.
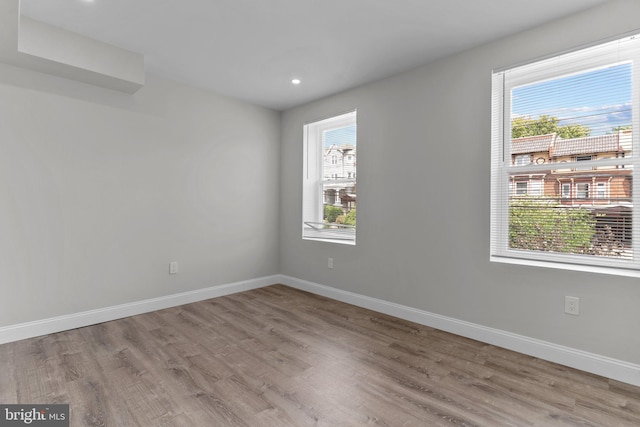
596, 182, 608, 199
515, 182, 528, 196
576, 183, 590, 199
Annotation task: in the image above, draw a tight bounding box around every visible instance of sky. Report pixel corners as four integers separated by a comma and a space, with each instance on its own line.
511, 62, 632, 136
324, 124, 357, 148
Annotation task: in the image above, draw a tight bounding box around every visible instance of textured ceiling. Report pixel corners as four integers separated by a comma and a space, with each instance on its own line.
20, 0, 608, 110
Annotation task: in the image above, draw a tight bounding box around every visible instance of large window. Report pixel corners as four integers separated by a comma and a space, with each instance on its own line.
491, 34, 639, 274
303, 111, 357, 244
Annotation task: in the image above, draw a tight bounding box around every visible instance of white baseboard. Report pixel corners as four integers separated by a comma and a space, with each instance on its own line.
0, 275, 280, 345
3, 273, 639, 387
279, 275, 640, 387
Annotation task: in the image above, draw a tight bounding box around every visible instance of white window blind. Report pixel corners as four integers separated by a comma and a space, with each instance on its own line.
491, 34, 640, 273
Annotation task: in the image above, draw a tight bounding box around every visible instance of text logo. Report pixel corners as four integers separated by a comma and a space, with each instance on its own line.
0, 405, 68, 426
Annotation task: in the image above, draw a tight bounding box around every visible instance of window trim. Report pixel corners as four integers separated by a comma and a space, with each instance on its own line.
302, 110, 357, 245
529, 179, 543, 196
576, 182, 590, 199
596, 181, 608, 199
490, 33, 640, 276
514, 181, 528, 196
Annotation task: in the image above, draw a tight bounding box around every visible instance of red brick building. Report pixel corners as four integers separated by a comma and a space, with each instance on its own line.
510, 130, 632, 243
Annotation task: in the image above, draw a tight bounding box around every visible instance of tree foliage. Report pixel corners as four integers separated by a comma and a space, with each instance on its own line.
324, 205, 343, 223
344, 209, 356, 226
336, 209, 356, 226
609, 125, 632, 134
510, 199, 626, 256
509, 199, 594, 254
512, 115, 591, 139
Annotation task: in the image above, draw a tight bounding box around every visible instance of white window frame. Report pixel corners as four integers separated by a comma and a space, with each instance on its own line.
302, 110, 357, 245
529, 180, 543, 196
514, 155, 530, 166
491, 33, 640, 276
514, 181, 528, 196
576, 182, 590, 199
561, 183, 571, 199
596, 182, 608, 199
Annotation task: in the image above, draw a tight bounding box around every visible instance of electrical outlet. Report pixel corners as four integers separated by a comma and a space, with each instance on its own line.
328, 257, 334, 269
565, 296, 579, 315
169, 261, 179, 275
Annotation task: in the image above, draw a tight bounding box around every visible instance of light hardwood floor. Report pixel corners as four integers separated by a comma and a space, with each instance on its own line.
1, 284, 639, 426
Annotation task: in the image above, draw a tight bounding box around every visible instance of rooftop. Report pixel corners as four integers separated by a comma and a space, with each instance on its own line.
512, 134, 557, 155
511, 133, 626, 157
552, 134, 621, 157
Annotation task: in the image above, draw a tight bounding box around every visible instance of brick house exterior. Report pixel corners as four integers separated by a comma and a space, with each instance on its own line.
511, 130, 631, 205
511, 130, 632, 243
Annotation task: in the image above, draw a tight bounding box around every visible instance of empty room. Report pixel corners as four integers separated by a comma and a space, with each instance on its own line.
1, 0, 640, 425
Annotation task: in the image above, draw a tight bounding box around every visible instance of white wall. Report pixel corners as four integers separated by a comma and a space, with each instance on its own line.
280, 0, 640, 365
0, 64, 280, 327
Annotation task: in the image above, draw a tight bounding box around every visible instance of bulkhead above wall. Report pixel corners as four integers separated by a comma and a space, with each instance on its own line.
0, 0, 144, 93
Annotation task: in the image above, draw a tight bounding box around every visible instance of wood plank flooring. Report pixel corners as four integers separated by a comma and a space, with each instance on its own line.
1, 284, 639, 426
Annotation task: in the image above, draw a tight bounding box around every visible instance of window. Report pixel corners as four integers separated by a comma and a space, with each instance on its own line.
303, 111, 357, 244
491, 33, 639, 274
515, 181, 528, 196
596, 182, 608, 199
529, 180, 543, 196
576, 182, 590, 199
575, 155, 596, 171
576, 155, 593, 162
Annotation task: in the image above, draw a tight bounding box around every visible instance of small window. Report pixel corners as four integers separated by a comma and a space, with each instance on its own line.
529, 180, 543, 196
596, 182, 608, 199
515, 182, 528, 196
515, 155, 530, 166
575, 155, 595, 171
303, 111, 357, 244
576, 183, 590, 199
561, 183, 571, 198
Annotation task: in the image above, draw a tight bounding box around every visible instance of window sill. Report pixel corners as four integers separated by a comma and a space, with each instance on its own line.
303, 228, 356, 245
490, 255, 640, 278
303, 237, 356, 245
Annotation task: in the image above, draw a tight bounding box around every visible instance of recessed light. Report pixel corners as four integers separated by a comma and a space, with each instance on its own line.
291, 78, 301, 85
